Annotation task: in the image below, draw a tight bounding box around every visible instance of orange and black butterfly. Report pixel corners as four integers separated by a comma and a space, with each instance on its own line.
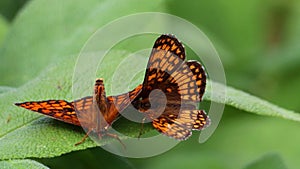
132, 34, 210, 140
15, 78, 142, 145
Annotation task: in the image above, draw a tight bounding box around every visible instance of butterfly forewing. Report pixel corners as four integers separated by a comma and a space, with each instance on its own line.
108, 84, 143, 113
142, 35, 186, 91
153, 34, 186, 61
186, 61, 206, 101
72, 96, 93, 112
15, 100, 80, 126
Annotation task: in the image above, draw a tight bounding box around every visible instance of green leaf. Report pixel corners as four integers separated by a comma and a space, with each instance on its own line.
0, 159, 49, 169
204, 81, 300, 122
243, 153, 287, 169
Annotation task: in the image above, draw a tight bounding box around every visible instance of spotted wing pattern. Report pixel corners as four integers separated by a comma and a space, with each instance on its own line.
141, 34, 186, 93
152, 114, 192, 140
136, 34, 210, 140
169, 60, 206, 102
186, 61, 206, 101
152, 110, 210, 140
139, 34, 206, 102
15, 100, 80, 126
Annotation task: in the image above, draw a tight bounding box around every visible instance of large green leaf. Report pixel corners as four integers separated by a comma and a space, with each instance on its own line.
205, 81, 300, 122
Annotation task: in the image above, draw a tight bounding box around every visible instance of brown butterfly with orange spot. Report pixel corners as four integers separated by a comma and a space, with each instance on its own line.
15, 78, 142, 145
132, 34, 210, 140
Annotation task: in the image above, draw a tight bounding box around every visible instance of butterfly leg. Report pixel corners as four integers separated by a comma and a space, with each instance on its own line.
106, 132, 126, 149
75, 130, 92, 146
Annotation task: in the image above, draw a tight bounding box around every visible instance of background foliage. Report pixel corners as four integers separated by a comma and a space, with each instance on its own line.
0, 0, 300, 168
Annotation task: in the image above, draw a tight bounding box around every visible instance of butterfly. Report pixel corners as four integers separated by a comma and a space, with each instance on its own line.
132, 34, 210, 140
15, 78, 142, 145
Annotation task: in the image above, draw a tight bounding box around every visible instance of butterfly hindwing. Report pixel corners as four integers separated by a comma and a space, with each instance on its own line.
193, 110, 210, 130
152, 114, 192, 140
179, 110, 210, 130
152, 109, 210, 140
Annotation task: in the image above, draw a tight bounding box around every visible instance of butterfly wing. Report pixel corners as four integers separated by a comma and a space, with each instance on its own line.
152, 109, 210, 140
136, 34, 207, 111
139, 34, 206, 103
186, 61, 206, 101
72, 96, 93, 112
152, 114, 191, 140
71, 96, 95, 127
172, 60, 206, 102
108, 84, 143, 112
141, 34, 186, 92
134, 34, 210, 140
15, 100, 80, 126
179, 110, 210, 130
106, 84, 143, 124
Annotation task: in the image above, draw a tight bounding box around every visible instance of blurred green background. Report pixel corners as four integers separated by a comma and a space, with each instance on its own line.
1, 0, 300, 168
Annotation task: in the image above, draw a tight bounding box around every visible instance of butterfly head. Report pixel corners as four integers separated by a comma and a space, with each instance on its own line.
95, 78, 104, 84
94, 78, 105, 96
